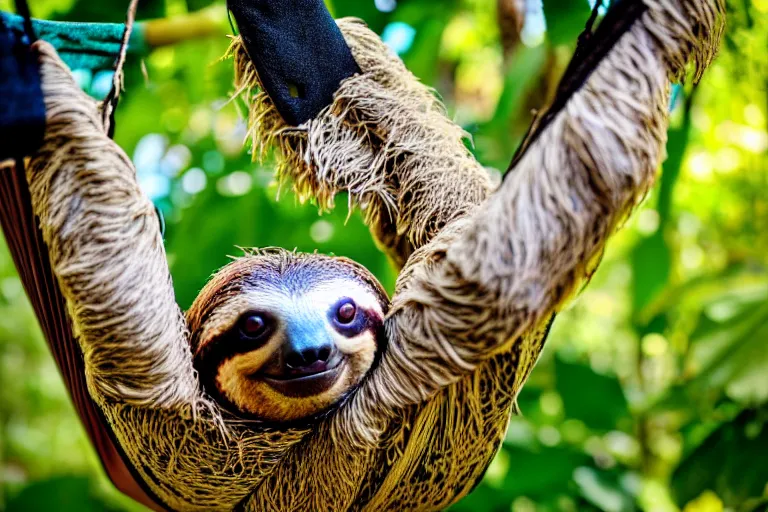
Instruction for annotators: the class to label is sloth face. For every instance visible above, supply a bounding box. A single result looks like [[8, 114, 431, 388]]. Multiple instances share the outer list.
[[187, 252, 388, 422]]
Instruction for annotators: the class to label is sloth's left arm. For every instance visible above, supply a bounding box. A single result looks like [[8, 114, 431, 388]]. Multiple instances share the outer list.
[[343, 0, 725, 425], [236, 0, 723, 437]]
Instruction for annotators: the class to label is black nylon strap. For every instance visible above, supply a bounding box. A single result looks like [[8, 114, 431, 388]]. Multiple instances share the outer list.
[[0, 0, 45, 161], [227, 0, 361, 126], [14, 0, 36, 43], [507, 0, 648, 174]]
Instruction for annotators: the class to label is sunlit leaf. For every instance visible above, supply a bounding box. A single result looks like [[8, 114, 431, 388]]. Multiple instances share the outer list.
[[6, 476, 124, 512], [686, 302, 768, 404], [542, 0, 591, 46], [555, 358, 630, 431], [672, 410, 768, 507]]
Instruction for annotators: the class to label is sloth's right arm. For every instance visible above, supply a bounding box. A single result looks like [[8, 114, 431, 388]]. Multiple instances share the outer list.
[[26, 41, 200, 409], [25, 41, 304, 511]]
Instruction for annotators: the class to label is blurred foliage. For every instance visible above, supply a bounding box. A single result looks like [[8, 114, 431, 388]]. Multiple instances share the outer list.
[[1, 0, 767, 510]]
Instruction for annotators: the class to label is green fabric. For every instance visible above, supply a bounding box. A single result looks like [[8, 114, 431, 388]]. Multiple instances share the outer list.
[[0, 11, 146, 71]]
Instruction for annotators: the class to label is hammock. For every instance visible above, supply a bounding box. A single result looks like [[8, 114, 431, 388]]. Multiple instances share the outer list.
[[0, 11, 145, 70], [0, 4, 167, 508], [0, 0, 649, 509]]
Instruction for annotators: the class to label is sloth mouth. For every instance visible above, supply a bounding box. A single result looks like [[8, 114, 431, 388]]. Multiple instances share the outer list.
[[259, 360, 344, 398]]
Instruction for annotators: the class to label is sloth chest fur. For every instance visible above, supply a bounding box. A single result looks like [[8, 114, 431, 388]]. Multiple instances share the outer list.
[[241, 349, 523, 512], [352, 349, 522, 512]]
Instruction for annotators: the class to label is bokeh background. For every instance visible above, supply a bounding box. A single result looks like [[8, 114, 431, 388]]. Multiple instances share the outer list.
[[1, 0, 767, 510]]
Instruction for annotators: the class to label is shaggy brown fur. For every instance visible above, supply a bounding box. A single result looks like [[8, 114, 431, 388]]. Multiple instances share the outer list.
[[24, 0, 723, 509], [227, 20, 495, 268]]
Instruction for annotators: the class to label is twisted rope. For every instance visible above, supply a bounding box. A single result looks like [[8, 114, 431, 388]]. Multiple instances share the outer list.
[[101, 0, 139, 134]]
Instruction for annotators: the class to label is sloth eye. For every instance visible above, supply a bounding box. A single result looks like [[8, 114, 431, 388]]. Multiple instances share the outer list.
[[239, 313, 267, 339], [336, 301, 357, 324]]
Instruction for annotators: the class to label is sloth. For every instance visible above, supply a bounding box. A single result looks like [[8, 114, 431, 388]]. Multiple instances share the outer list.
[[21, 0, 722, 510], [188, 252, 389, 422]]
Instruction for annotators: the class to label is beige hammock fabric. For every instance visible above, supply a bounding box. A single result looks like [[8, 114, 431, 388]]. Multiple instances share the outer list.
[[3, 0, 723, 510]]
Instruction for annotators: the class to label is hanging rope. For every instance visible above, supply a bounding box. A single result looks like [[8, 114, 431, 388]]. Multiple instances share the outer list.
[[13, 0, 35, 42], [101, 0, 139, 136]]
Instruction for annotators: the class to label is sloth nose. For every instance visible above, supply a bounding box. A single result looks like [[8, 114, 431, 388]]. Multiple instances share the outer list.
[[284, 343, 332, 370], [282, 318, 335, 373]]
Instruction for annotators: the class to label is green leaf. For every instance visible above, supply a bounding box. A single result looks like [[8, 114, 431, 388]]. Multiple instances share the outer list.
[[475, 44, 548, 170], [672, 410, 768, 507], [330, 0, 392, 33], [638, 268, 768, 330], [453, 444, 590, 509], [555, 358, 630, 431], [631, 230, 671, 320], [401, 17, 447, 87], [650, 285, 768, 418], [390, 1, 456, 86], [542, 0, 591, 46], [6, 476, 124, 512], [687, 301, 768, 405], [657, 94, 694, 229], [572, 467, 635, 512]]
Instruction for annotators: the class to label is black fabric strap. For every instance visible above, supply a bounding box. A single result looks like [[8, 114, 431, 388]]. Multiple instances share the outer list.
[[227, 0, 361, 126], [0, 0, 45, 161], [507, 0, 648, 174]]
